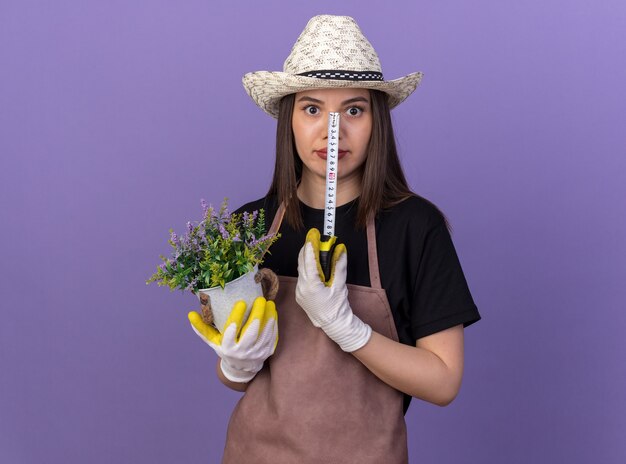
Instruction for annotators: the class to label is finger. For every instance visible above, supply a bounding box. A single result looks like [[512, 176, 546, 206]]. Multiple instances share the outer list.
[[239, 296, 267, 342], [305, 227, 321, 249], [303, 242, 322, 280], [305, 228, 328, 281], [223, 300, 248, 335], [328, 243, 347, 286], [272, 319, 279, 352], [297, 242, 309, 280], [188, 311, 220, 344], [330, 247, 348, 289], [331, 242, 347, 264], [261, 299, 278, 329], [256, 313, 278, 354], [266, 299, 279, 349], [268, 316, 279, 353]]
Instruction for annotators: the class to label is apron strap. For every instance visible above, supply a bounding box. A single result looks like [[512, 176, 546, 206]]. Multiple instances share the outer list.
[[268, 202, 286, 236], [366, 216, 382, 290], [260, 202, 286, 261], [266, 202, 382, 290]]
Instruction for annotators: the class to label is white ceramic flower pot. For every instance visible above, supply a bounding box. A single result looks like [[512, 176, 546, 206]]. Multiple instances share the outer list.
[[197, 265, 263, 333]]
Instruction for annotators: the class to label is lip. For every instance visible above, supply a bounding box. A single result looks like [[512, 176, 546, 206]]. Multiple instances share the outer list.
[[315, 148, 348, 160]]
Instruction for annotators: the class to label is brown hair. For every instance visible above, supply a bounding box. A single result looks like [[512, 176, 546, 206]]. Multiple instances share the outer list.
[[267, 90, 450, 231]]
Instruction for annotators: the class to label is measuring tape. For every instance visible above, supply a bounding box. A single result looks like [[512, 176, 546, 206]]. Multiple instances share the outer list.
[[324, 112, 340, 237], [319, 112, 340, 282]]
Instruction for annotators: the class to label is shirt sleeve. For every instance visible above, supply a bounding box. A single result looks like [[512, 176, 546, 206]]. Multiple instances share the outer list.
[[411, 220, 481, 340]]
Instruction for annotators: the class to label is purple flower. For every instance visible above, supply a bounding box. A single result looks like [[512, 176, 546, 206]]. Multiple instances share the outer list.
[[247, 237, 261, 248], [190, 237, 202, 252], [249, 234, 275, 249], [185, 277, 199, 291], [200, 199, 209, 216], [170, 231, 180, 246], [219, 224, 229, 240]]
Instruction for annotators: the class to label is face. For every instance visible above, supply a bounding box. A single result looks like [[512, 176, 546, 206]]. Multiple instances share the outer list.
[[292, 88, 372, 187]]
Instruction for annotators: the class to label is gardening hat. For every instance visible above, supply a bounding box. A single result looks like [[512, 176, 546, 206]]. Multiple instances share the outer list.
[[242, 15, 424, 118]]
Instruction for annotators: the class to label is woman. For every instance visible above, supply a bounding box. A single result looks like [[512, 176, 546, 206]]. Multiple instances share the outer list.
[[188, 15, 481, 463]]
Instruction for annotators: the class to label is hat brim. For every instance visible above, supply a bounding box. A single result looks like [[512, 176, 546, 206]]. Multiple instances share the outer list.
[[242, 71, 423, 118]]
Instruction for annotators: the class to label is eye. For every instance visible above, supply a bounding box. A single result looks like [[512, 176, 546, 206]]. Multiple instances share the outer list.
[[346, 106, 363, 117], [304, 105, 319, 115]]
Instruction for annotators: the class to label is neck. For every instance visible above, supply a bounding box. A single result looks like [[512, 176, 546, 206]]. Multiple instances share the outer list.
[[297, 170, 362, 208]]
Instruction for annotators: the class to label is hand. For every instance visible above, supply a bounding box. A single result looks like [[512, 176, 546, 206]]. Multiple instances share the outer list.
[[188, 296, 278, 383], [295, 229, 372, 352]]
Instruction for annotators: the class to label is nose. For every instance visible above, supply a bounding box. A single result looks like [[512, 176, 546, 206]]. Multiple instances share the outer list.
[[321, 113, 342, 141]]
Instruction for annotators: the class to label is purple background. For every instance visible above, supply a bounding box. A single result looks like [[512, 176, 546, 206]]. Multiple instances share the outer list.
[[1, 1, 625, 463]]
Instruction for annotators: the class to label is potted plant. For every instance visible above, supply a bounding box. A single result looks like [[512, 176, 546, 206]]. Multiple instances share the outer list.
[[147, 199, 280, 332]]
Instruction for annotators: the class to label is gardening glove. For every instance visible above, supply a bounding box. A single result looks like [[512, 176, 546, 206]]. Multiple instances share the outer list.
[[304, 228, 343, 286], [188, 296, 278, 383], [295, 229, 372, 352]]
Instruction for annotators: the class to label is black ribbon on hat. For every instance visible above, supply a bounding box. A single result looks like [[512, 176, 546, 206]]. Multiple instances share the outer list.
[[297, 70, 384, 81]]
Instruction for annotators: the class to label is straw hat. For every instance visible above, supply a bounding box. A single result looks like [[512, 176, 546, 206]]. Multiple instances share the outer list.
[[242, 15, 423, 118]]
